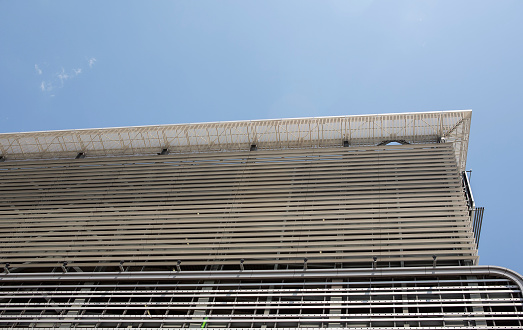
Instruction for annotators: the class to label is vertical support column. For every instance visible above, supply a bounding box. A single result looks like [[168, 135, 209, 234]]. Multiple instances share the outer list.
[[189, 280, 214, 328], [400, 282, 410, 328], [328, 279, 343, 328], [466, 276, 487, 327], [261, 285, 274, 329], [58, 282, 94, 328]]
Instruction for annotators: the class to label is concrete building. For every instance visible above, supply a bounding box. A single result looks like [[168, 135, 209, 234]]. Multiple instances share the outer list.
[[0, 110, 521, 328]]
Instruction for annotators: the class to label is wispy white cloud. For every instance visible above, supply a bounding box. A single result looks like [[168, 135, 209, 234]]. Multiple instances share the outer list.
[[37, 57, 96, 94], [56, 68, 77, 86], [40, 81, 53, 92], [57, 68, 70, 86]]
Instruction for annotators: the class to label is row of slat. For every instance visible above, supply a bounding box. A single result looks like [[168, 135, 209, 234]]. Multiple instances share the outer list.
[[0, 272, 520, 328], [0, 144, 476, 269]]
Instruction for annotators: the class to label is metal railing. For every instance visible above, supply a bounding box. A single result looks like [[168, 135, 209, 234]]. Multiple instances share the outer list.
[[462, 171, 484, 249]]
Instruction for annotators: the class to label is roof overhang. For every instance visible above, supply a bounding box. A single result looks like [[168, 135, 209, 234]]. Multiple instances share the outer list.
[[0, 110, 472, 170]]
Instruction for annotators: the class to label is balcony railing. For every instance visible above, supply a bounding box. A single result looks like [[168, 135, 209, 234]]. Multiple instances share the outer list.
[[462, 171, 484, 249]]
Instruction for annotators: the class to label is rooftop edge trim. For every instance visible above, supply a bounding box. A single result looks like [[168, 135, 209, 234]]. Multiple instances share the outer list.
[[0, 110, 471, 170]]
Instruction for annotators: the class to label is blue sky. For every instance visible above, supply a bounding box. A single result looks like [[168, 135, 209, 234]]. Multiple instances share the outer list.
[[1, 1, 522, 274]]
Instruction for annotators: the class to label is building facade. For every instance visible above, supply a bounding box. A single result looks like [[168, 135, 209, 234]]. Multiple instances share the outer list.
[[0, 110, 521, 328]]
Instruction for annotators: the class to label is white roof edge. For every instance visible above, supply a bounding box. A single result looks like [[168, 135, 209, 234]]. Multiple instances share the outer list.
[[0, 109, 472, 136], [0, 110, 472, 170]]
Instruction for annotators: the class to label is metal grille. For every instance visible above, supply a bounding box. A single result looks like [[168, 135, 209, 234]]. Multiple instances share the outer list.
[[473, 207, 485, 248], [0, 267, 522, 329], [0, 144, 475, 271]]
